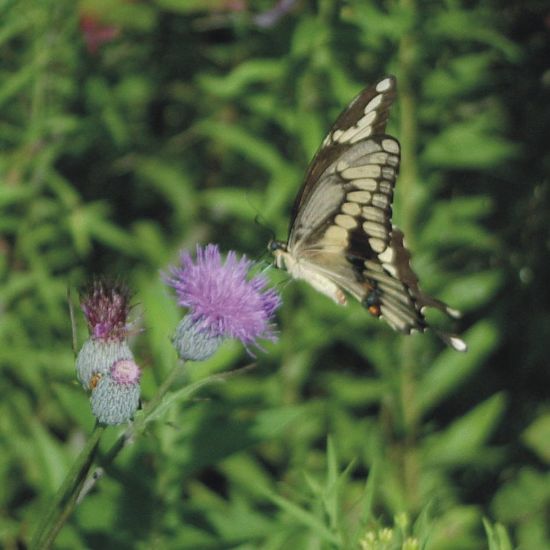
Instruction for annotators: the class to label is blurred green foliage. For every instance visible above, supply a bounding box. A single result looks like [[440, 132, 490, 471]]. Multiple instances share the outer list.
[[1, 0, 549, 548]]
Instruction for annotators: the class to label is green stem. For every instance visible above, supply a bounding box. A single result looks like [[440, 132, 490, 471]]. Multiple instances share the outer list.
[[397, 12, 419, 240], [30, 362, 186, 550], [30, 423, 106, 550], [397, 0, 421, 512], [142, 360, 186, 417]]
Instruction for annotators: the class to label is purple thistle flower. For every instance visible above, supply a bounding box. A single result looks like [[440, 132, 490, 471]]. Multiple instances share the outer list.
[[165, 244, 281, 352], [80, 279, 132, 341]]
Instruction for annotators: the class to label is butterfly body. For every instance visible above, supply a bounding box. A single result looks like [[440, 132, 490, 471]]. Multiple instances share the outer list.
[[271, 240, 349, 305], [271, 76, 467, 352]]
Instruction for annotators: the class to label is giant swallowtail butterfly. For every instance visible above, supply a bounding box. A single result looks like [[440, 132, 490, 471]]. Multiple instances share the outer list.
[[270, 76, 466, 351]]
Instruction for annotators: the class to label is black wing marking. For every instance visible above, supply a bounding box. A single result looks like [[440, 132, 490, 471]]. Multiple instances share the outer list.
[[289, 76, 397, 236]]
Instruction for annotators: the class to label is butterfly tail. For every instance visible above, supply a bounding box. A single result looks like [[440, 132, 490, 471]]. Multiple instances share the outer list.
[[418, 293, 462, 320], [432, 329, 468, 352]]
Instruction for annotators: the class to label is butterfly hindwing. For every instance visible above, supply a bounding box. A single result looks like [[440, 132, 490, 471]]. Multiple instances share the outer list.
[[351, 229, 427, 334]]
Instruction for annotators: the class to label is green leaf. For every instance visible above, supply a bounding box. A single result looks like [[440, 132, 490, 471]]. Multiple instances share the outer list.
[[202, 187, 261, 221], [260, 488, 341, 545], [418, 321, 500, 415], [249, 405, 310, 439], [197, 60, 285, 98], [492, 468, 550, 523], [423, 120, 518, 169], [196, 120, 293, 175], [28, 417, 72, 492], [320, 373, 385, 406], [443, 270, 504, 312], [424, 53, 494, 99], [522, 413, 550, 464], [0, 62, 35, 109], [134, 157, 198, 225], [483, 519, 514, 550], [430, 10, 522, 61], [291, 18, 329, 57], [423, 393, 506, 467]]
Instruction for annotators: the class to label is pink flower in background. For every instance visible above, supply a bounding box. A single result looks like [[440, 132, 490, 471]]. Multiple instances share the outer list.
[[254, 0, 297, 28], [221, 0, 247, 12], [79, 13, 120, 54]]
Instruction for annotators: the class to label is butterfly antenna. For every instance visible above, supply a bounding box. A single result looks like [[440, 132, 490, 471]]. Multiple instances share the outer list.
[[255, 249, 272, 264], [275, 274, 292, 293], [244, 189, 277, 242], [250, 214, 279, 263], [254, 214, 277, 242], [258, 259, 275, 274]]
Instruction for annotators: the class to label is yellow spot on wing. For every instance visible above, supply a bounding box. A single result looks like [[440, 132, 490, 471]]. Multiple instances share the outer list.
[[335, 214, 357, 229], [347, 191, 372, 203]]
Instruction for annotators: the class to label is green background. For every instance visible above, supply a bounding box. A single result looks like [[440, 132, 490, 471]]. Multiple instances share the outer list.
[[1, 0, 549, 548]]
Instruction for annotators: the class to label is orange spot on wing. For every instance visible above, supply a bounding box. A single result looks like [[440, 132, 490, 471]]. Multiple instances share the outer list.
[[336, 289, 347, 305], [368, 304, 381, 317]]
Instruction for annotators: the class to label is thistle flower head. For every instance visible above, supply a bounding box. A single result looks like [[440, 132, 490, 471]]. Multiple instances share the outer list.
[[91, 359, 141, 425], [80, 279, 132, 341], [76, 338, 134, 389], [165, 244, 281, 349]]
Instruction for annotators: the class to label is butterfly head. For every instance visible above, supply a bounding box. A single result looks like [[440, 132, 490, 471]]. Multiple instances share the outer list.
[[268, 239, 288, 269]]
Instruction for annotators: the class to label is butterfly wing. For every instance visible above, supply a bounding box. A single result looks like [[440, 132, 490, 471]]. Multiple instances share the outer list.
[[289, 76, 397, 236], [283, 76, 466, 351]]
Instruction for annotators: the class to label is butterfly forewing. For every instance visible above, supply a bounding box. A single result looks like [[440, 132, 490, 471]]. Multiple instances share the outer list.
[[290, 135, 399, 255], [289, 76, 397, 232]]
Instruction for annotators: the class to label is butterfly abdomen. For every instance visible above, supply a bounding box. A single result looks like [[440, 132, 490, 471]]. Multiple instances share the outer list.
[[363, 289, 382, 317]]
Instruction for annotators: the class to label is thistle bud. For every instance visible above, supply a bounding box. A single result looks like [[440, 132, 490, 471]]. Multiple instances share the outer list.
[[90, 359, 141, 425], [75, 278, 141, 426]]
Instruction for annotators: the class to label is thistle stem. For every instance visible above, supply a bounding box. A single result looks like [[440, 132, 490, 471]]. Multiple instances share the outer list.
[[30, 423, 105, 550], [30, 361, 186, 550]]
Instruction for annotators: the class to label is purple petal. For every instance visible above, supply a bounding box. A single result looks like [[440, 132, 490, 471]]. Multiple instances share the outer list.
[[165, 244, 281, 349]]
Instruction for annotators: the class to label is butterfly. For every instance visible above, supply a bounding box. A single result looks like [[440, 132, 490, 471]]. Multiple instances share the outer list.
[[269, 76, 467, 351]]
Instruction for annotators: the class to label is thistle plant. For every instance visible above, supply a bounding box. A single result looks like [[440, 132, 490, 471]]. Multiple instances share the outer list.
[[31, 245, 281, 550], [76, 279, 141, 425]]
